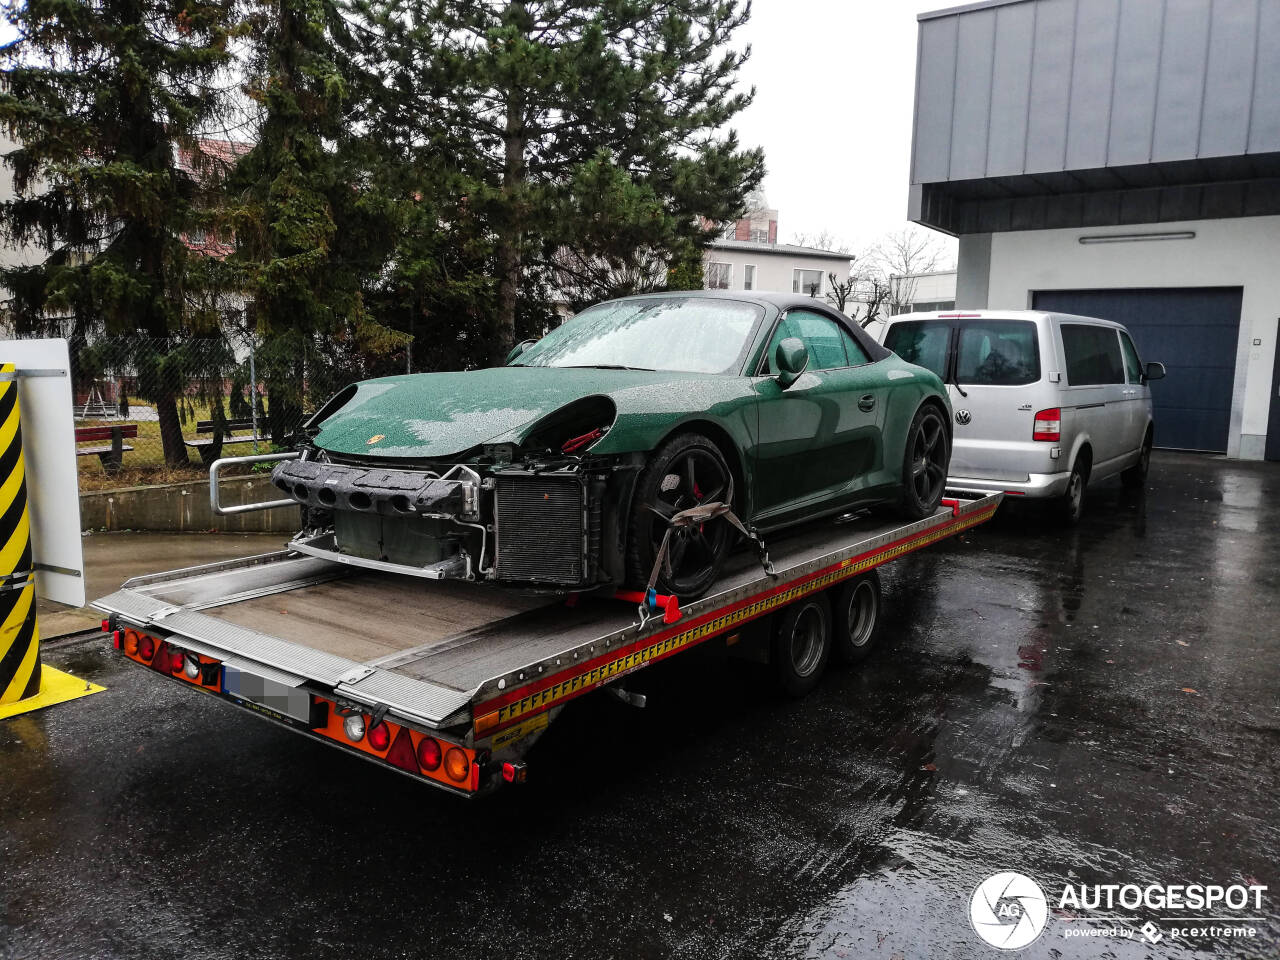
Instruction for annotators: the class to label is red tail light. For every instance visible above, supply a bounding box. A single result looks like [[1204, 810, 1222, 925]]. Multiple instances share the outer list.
[[138, 634, 155, 661], [367, 721, 391, 752], [386, 727, 419, 773], [1033, 408, 1061, 442], [417, 736, 442, 771]]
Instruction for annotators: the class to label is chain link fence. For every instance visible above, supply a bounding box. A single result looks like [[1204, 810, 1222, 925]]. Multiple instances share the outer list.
[[63, 335, 308, 490]]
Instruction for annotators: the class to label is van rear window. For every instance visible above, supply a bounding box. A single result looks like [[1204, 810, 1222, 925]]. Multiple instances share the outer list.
[[955, 321, 1040, 386], [884, 321, 949, 378]]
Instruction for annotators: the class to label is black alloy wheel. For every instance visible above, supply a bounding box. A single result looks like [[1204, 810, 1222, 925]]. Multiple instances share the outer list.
[[899, 404, 950, 520], [627, 433, 735, 599]]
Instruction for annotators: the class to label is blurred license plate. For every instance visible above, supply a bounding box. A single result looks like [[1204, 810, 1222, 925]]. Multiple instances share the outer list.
[[222, 664, 314, 724]]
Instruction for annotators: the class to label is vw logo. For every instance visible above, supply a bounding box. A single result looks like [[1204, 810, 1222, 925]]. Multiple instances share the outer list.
[[969, 872, 1049, 950], [955, 409, 972, 425]]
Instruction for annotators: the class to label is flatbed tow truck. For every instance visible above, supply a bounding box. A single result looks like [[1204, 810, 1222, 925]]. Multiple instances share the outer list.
[[92, 463, 1001, 798]]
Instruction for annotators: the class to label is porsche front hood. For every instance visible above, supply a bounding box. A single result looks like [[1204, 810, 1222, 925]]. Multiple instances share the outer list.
[[310, 366, 728, 460]]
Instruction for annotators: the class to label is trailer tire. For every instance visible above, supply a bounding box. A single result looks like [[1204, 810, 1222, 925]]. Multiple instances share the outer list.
[[772, 592, 832, 697], [832, 570, 881, 664]]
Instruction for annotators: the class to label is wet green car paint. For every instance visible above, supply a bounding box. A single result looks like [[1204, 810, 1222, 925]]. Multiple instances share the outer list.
[[311, 293, 950, 529]]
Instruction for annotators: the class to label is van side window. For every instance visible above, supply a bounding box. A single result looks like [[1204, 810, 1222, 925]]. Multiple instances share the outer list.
[[1118, 331, 1142, 383], [955, 320, 1040, 386], [1062, 324, 1125, 385], [884, 321, 949, 378]]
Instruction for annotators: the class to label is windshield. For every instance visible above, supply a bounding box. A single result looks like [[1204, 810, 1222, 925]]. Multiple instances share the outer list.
[[515, 297, 764, 374]]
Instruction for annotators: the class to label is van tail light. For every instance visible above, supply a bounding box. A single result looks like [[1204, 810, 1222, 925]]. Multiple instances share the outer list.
[[1033, 408, 1061, 442]]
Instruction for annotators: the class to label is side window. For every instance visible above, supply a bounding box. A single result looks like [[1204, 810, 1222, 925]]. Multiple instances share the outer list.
[[955, 320, 1040, 386], [1119, 331, 1142, 383], [1061, 324, 1125, 385], [884, 321, 950, 378], [763, 311, 853, 372], [841, 328, 871, 366]]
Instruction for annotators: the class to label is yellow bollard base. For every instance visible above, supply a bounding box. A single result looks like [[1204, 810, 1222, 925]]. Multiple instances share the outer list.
[[0, 665, 105, 720]]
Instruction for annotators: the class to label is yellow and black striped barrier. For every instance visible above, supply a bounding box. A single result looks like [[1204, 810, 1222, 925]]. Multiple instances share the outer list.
[[0, 361, 103, 720]]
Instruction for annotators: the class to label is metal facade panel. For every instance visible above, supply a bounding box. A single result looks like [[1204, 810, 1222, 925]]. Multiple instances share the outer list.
[[949, 9, 999, 179], [1065, 0, 1120, 170], [986, 0, 1037, 175], [1250, 0, 1280, 152], [1107, 0, 1164, 167], [1024, 0, 1077, 171], [1152, 0, 1213, 161], [915, 16, 960, 184], [1201, 0, 1261, 156]]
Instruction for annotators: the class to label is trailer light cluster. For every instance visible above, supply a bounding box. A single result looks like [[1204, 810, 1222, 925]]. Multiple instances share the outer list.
[[109, 624, 223, 693], [105, 620, 482, 792], [318, 705, 478, 790]]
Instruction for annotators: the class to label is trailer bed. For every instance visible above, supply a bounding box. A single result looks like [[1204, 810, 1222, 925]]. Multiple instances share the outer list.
[[94, 494, 1002, 793]]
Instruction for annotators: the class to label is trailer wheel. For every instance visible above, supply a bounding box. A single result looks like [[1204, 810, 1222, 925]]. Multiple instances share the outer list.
[[772, 592, 832, 697], [832, 570, 881, 664]]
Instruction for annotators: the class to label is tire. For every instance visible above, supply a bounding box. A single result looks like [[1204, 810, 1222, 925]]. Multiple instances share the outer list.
[[1121, 429, 1153, 489], [1057, 455, 1089, 524], [898, 403, 950, 520], [832, 570, 881, 664], [626, 432, 735, 600], [772, 591, 832, 697]]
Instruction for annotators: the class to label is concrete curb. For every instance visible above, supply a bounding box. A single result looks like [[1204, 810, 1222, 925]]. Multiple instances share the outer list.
[[79, 475, 300, 533]]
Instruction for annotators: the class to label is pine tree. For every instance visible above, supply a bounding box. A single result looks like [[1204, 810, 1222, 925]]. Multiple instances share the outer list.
[[227, 0, 406, 440], [0, 0, 238, 466], [358, 0, 765, 364]]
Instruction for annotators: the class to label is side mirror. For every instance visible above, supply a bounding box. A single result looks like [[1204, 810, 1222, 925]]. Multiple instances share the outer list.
[[775, 337, 809, 389], [1144, 361, 1166, 382], [507, 339, 536, 364]]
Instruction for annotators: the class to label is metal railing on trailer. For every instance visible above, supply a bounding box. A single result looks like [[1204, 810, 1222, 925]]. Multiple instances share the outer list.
[[93, 486, 1002, 797]]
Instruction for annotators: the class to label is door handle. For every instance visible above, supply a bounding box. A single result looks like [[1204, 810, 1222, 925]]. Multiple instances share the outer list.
[[858, 395, 876, 412]]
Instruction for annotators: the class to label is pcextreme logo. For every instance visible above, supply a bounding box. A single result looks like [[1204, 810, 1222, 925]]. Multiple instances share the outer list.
[[970, 872, 1049, 950]]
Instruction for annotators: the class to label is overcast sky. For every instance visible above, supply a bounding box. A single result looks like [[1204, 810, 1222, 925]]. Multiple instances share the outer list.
[[733, 0, 956, 260]]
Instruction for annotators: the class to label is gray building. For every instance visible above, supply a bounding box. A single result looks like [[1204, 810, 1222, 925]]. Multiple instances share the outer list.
[[910, 0, 1280, 459]]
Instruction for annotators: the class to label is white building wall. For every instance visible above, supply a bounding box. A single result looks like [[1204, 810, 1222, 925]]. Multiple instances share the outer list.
[[702, 248, 850, 297], [980, 216, 1280, 460], [903, 270, 956, 304], [0, 133, 40, 272]]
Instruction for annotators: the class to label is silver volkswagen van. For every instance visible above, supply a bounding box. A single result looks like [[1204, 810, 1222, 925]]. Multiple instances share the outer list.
[[871, 310, 1165, 522]]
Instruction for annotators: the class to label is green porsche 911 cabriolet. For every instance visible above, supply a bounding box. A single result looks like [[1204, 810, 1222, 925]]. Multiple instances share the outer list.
[[272, 291, 952, 599]]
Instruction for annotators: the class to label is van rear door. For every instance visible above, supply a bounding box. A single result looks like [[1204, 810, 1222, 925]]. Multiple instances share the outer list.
[[946, 319, 1045, 478]]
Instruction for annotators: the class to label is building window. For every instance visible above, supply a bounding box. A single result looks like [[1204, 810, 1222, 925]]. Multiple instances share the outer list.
[[749, 227, 769, 243], [793, 268, 823, 297], [894, 300, 955, 315], [743, 265, 756, 290], [705, 261, 732, 290]]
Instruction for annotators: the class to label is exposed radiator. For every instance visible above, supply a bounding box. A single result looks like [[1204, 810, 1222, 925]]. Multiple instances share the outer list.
[[494, 476, 586, 584]]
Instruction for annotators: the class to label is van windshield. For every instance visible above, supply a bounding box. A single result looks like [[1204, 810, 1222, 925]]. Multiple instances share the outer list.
[[884, 321, 949, 378], [955, 320, 1040, 386]]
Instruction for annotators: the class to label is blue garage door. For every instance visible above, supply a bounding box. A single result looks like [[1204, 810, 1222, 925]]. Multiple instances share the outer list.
[[1031, 288, 1242, 452]]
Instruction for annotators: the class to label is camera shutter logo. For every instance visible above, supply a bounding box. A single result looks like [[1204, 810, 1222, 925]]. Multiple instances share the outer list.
[[970, 872, 1049, 950]]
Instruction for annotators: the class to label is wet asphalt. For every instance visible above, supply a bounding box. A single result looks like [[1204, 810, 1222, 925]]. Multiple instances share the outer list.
[[2, 451, 1278, 960]]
